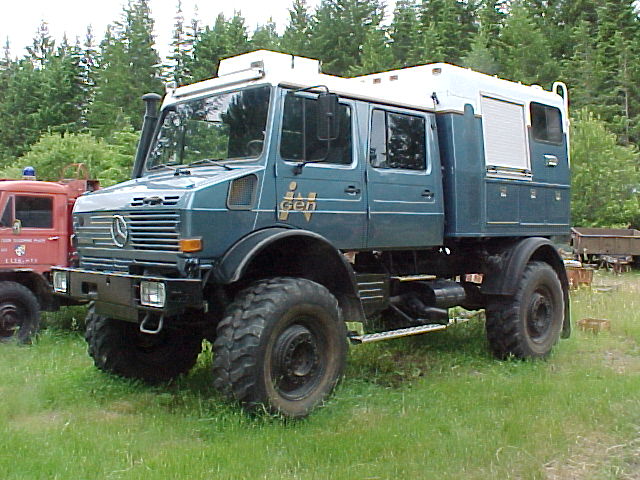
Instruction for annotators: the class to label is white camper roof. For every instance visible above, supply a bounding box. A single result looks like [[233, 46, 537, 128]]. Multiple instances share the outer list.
[[166, 50, 568, 119]]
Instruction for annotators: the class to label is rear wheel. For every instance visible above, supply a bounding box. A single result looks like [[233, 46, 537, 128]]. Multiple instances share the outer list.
[[0, 281, 40, 343], [485, 262, 564, 359], [85, 311, 203, 383], [212, 277, 348, 418]]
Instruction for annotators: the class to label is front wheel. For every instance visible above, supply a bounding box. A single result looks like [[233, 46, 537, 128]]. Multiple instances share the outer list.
[[0, 281, 40, 343], [485, 262, 564, 359], [212, 277, 348, 418], [85, 311, 203, 383]]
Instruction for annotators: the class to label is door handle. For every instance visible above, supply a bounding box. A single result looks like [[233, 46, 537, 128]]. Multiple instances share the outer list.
[[48, 236, 60, 241], [344, 186, 361, 195], [544, 155, 558, 167], [422, 190, 434, 199]]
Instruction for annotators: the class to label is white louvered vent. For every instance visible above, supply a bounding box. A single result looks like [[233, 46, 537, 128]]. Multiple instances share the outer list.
[[481, 95, 530, 176]]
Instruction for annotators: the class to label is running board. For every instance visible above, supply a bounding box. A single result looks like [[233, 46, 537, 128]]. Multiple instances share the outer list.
[[350, 324, 448, 344], [348, 316, 472, 345]]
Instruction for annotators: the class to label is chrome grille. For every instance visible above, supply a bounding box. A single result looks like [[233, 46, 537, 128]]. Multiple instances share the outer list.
[[128, 211, 180, 251], [78, 210, 180, 251]]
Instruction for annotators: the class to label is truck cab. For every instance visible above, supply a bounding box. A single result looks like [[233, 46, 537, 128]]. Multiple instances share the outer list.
[[0, 173, 98, 342], [0, 181, 71, 273], [53, 51, 571, 417]]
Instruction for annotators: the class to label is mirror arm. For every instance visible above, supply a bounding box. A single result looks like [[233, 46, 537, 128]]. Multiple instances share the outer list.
[[291, 85, 330, 95]]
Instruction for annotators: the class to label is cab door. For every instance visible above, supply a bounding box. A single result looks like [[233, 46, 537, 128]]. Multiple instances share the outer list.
[[0, 193, 67, 273], [274, 91, 366, 249], [366, 107, 444, 248]]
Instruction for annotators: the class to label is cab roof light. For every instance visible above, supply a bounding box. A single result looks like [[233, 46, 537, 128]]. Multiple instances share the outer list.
[[179, 238, 202, 253]]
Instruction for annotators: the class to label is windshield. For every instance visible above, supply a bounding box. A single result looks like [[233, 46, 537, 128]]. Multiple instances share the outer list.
[[145, 85, 271, 171]]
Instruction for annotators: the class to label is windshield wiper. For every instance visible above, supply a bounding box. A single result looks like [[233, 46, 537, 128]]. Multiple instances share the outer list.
[[187, 158, 232, 170], [147, 163, 179, 171]]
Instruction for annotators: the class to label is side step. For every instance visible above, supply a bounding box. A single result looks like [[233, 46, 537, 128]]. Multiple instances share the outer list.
[[348, 316, 472, 344], [350, 324, 447, 344]]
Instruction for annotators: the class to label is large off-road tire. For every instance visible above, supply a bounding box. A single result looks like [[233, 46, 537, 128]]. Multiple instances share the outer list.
[[485, 261, 564, 359], [85, 311, 203, 383], [0, 281, 40, 344], [212, 277, 348, 418]]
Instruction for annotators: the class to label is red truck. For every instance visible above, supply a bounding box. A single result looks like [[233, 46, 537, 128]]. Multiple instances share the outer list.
[[0, 165, 98, 342]]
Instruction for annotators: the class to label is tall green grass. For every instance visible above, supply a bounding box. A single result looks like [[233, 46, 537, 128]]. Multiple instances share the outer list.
[[1, 271, 638, 479]]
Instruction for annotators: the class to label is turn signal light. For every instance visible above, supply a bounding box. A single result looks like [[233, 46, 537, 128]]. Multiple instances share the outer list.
[[179, 238, 202, 252]]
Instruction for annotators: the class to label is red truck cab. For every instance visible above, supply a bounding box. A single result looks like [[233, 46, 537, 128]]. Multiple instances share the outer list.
[[0, 171, 98, 342]]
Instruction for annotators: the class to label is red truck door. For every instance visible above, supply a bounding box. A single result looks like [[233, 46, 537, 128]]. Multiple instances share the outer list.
[[0, 193, 67, 274]]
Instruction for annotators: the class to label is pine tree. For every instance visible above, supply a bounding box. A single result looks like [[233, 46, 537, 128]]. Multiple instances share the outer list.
[[27, 21, 55, 69], [165, 0, 192, 85], [252, 19, 280, 51], [89, 0, 163, 137], [477, 0, 507, 49], [77, 27, 98, 129], [0, 25, 86, 163], [89, 26, 131, 137], [1, 37, 12, 71], [561, 20, 602, 111], [592, 0, 640, 143], [281, 0, 313, 56], [413, 0, 477, 65], [461, 31, 499, 74], [348, 26, 394, 75], [225, 12, 252, 57], [38, 36, 85, 134], [389, 0, 420, 67], [190, 15, 229, 81], [496, 1, 557, 85], [310, 0, 385, 76]]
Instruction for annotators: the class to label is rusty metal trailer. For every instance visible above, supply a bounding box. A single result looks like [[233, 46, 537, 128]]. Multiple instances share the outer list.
[[571, 227, 640, 256]]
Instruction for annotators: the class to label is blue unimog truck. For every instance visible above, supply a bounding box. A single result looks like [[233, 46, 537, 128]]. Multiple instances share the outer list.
[[53, 50, 571, 417]]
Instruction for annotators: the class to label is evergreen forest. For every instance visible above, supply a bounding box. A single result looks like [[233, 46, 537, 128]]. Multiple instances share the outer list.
[[1, 0, 639, 227]]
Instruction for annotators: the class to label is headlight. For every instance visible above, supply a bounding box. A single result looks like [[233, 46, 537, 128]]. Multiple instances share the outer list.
[[52, 271, 68, 293], [140, 281, 166, 308]]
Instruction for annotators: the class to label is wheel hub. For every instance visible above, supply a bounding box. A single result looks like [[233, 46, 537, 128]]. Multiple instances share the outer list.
[[527, 291, 552, 341], [0, 302, 21, 339], [273, 324, 322, 399]]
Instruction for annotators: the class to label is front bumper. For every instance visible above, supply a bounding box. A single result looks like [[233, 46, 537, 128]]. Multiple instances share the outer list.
[[51, 267, 203, 322]]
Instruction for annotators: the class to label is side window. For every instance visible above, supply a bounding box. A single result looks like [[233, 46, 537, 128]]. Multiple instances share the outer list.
[[280, 94, 353, 165], [530, 102, 563, 144], [15, 196, 53, 228], [1, 196, 13, 227], [370, 109, 426, 171]]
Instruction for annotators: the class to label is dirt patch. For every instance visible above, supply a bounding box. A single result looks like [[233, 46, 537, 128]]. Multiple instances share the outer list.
[[107, 400, 137, 415], [545, 432, 640, 480], [603, 349, 640, 375], [8, 411, 69, 432]]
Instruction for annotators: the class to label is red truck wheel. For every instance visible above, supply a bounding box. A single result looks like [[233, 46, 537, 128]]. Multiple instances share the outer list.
[[0, 281, 40, 343]]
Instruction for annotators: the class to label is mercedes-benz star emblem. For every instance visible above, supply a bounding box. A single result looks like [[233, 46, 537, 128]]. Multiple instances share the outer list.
[[110, 215, 129, 248]]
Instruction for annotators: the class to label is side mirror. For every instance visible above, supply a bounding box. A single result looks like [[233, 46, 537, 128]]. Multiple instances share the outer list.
[[317, 93, 340, 141]]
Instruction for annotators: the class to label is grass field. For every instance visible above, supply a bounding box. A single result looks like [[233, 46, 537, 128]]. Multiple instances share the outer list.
[[1, 271, 639, 479]]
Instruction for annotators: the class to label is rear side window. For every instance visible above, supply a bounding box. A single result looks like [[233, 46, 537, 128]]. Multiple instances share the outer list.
[[280, 94, 353, 165], [370, 109, 426, 170], [15, 196, 53, 228], [530, 103, 563, 144]]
